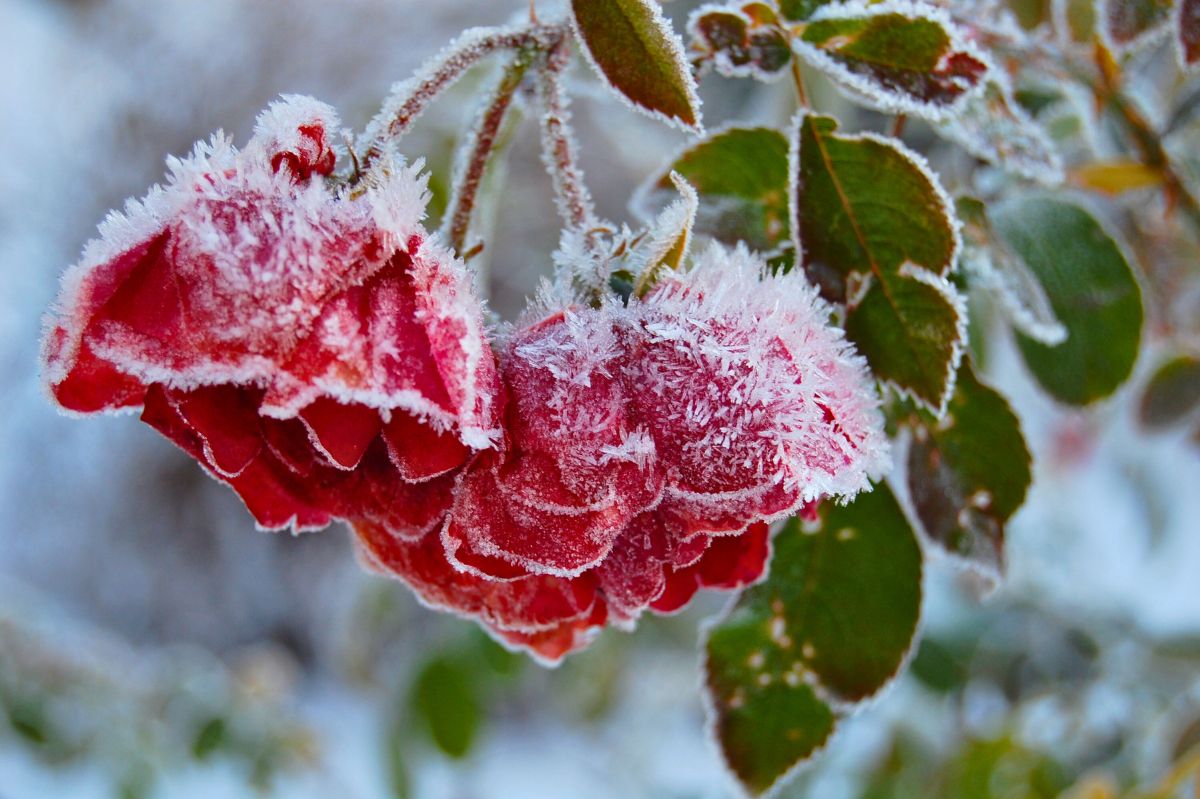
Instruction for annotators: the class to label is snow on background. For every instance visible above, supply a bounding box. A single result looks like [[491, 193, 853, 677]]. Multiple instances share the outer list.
[[1, 0, 1198, 797]]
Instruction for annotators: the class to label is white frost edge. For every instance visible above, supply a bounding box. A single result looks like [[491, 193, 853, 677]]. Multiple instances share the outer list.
[[686, 2, 792, 85], [792, 0, 992, 123], [696, 487, 929, 799]]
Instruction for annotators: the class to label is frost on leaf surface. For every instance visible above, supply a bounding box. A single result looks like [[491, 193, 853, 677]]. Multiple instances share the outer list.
[[937, 78, 1064, 185], [43, 95, 502, 533], [792, 1, 990, 121]]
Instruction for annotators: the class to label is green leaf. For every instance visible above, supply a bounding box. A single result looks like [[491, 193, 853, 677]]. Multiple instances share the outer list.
[[191, 716, 228, 760], [791, 113, 964, 411], [411, 655, 482, 759], [956, 196, 1066, 346], [646, 126, 790, 250], [1139, 355, 1200, 429], [990, 197, 1143, 405], [705, 483, 923, 795], [571, 0, 701, 130], [907, 361, 1031, 579], [793, 6, 989, 119]]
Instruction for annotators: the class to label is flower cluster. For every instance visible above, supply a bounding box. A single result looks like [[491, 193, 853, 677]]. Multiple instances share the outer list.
[[44, 96, 888, 663]]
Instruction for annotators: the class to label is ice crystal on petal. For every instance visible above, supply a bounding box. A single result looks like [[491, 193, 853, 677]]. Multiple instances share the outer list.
[[627, 243, 890, 528]]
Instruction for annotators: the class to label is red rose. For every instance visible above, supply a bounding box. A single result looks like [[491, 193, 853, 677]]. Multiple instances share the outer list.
[[43, 96, 502, 534]]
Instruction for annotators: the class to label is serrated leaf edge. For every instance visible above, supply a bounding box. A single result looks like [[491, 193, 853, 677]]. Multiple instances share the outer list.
[[698, 487, 928, 798], [629, 120, 788, 225], [788, 111, 966, 416]]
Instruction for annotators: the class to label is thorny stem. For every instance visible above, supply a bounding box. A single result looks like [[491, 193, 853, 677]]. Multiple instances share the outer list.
[[445, 50, 536, 256], [359, 21, 568, 170], [535, 37, 599, 236]]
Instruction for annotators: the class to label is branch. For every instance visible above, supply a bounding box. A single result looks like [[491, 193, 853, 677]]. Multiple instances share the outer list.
[[359, 22, 567, 169], [534, 37, 598, 235]]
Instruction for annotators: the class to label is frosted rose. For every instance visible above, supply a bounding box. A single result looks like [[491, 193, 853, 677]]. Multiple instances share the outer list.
[[43, 96, 501, 534], [355, 244, 887, 662]]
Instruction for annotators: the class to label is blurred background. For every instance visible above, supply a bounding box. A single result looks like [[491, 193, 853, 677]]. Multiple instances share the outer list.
[[2, 0, 1200, 797]]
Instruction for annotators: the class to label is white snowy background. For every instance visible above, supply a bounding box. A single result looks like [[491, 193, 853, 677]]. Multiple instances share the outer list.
[[2, 1, 1199, 797]]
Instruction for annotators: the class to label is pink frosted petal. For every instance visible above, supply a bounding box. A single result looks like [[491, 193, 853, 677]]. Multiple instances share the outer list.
[[444, 454, 632, 577], [354, 521, 600, 637]]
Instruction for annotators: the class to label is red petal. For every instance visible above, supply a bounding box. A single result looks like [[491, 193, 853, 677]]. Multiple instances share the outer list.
[[172, 385, 263, 477], [493, 601, 609, 664], [337, 445, 456, 540], [382, 409, 469, 481], [49, 338, 146, 414], [299, 397, 382, 470], [141, 385, 334, 532], [697, 522, 771, 589], [595, 512, 672, 619]]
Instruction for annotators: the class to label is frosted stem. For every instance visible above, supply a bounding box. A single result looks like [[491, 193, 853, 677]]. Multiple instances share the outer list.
[[535, 38, 598, 236], [445, 51, 536, 256], [359, 22, 567, 169]]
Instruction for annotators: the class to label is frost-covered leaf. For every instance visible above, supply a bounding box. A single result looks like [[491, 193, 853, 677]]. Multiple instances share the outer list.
[[411, 655, 482, 758], [991, 197, 1143, 405], [633, 172, 698, 297], [704, 483, 922, 796], [791, 113, 964, 411], [957, 196, 1067, 346], [689, 4, 793, 80], [937, 79, 1064, 184], [907, 361, 1031, 582], [644, 126, 790, 250], [793, 3, 990, 120], [1176, 0, 1200, 67], [571, 0, 702, 130], [1139, 355, 1200, 429], [1101, 0, 1173, 52]]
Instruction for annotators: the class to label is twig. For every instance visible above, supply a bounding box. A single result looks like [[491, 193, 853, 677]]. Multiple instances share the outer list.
[[359, 22, 567, 170], [445, 51, 536, 255]]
